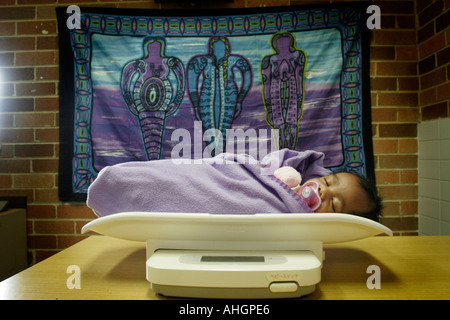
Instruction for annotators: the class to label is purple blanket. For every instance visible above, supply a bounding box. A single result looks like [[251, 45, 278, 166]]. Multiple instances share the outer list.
[[86, 149, 331, 217]]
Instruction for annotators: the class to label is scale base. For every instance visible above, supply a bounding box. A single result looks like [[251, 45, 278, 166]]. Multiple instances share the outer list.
[[152, 283, 316, 299], [147, 249, 322, 299]]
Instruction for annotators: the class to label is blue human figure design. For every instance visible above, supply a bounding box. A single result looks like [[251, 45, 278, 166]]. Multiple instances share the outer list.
[[120, 37, 185, 160], [187, 36, 252, 156], [261, 32, 307, 149]]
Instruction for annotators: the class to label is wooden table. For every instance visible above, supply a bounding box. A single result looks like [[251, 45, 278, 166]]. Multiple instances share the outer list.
[[1, 235, 449, 300]]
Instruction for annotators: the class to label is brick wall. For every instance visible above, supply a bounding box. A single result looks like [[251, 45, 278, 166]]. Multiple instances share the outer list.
[[417, 0, 450, 120], [370, 0, 419, 234], [0, 0, 448, 264]]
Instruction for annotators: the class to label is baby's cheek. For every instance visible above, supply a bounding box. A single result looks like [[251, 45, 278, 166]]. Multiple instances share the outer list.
[[314, 204, 324, 213]]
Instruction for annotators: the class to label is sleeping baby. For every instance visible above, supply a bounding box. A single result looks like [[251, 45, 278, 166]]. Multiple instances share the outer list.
[[87, 149, 383, 222], [273, 165, 382, 222]]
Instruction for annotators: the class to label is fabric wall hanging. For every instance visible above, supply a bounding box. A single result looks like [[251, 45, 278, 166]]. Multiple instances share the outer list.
[[56, 3, 373, 201]]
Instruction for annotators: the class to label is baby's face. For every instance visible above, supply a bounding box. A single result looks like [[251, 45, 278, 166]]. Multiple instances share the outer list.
[[306, 172, 371, 215]]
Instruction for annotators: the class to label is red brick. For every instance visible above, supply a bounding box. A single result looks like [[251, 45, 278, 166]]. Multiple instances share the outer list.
[[396, 46, 418, 60], [0, 37, 35, 51], [15, 113, 55, 127], [34, 220, 75, 235], [27, 204, 57, 219], [0, 189, 34, 201], [0, 174, 12, 188], [419, 32, 446, 59], [16, 82, 56, 96], [437, 83, 450, 101], [437, 47, 450, 66], [378, 92, 418, 106], [373, 139, 398, 154], [16, 52, 56, 66], [370, 62, 376, 77], [18, 0, 55, 4], [32, 159, 58, 172], [1, 84, 14, 96], [36, 128, 59, 142], [0, 22, 15, 36], [374, 1, 415, 14], [420, 87, 437, 106], [379, 154, 417, 169], [378, 185, 418, 200], [417, 0, 433, 13], [58, 204, 97, 219], [14, 174, 54, 188], [0, 6, 35, 20], [400, 200, 418, 215], [371, 77, 397, 91], [35, 188, 59, 203], [418, 0, 444, 27], [399, 139, 417, 153], [376, 62, 417, 76], [381, 216, 418, 231], [0, 160, 30, 173], [371, 92, 377, 106], [0, 128, 34, 143], [198, 0, 247, 8], [0, 145, 13, 158], [370, 46, 395, 60], [374, 30, 416, 45], [17, 21, 57, 35], [15, 144, 54, 157], [0, 98, 34, 112], [0, 113, 13, 127], [0, 0, 15, 5], [37, 6, 57, 20], [398, 108, 419, 122], [28, 235, 57, 249], [379, 124, 417, 138], [400, 169, 418, 183], [371, 108, 397, 122], [1, 68, 34, 81], [398, 77, 419, 91], [418, 21, 434, 43], [35, 97, 58, 111], [37, 36, 58, 50], [380, 201, 400, 216], [0, 53, 14, 66], [436, 9, 450, 32], [36, 67, 59, 81], [380, 16, 396, 29], [421, 67, 447, 90], [421, 102, 449, 120], [375, 170, 399, 184], [396, 15, 415, 29]]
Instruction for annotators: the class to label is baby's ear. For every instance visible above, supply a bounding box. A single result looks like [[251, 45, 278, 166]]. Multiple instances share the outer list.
[[273, 166, 302, 188]]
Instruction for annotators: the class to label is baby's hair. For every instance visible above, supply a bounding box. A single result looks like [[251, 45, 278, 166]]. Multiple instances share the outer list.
[[350, 172, 384, 222]]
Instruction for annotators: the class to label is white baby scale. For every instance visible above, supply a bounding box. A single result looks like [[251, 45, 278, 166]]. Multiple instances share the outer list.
[[82, 212, 392, 299]]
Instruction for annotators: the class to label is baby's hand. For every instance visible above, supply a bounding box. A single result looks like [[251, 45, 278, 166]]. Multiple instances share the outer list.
[[273, 166, 302, 188]]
